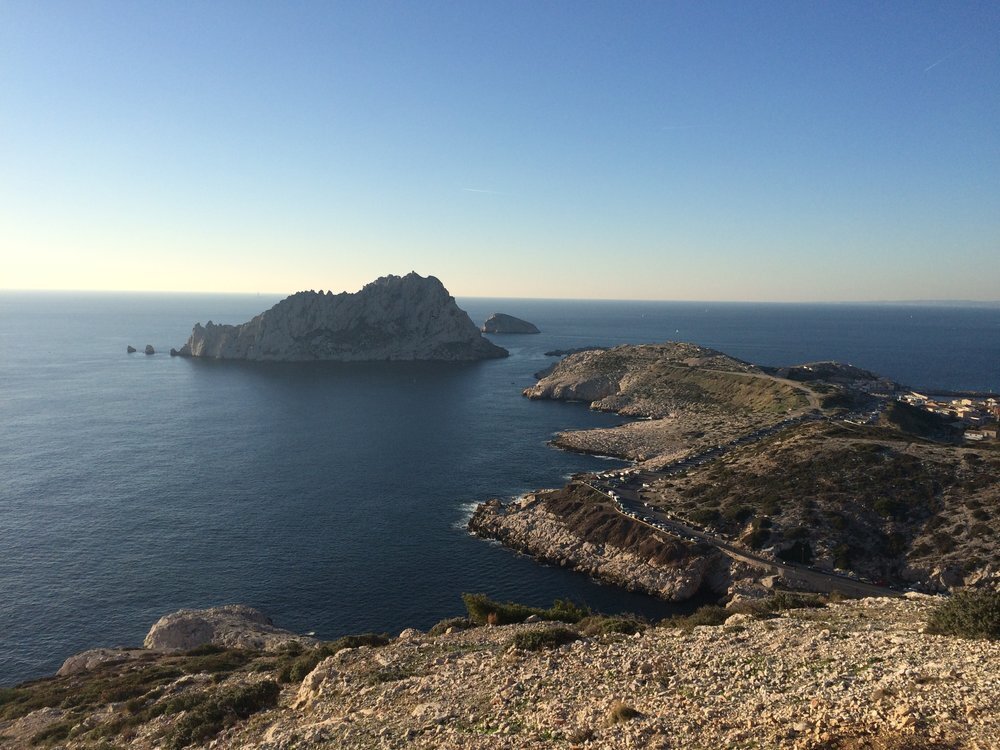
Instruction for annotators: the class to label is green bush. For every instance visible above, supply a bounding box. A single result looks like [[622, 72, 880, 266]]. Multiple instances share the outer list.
[[161, 680, 280, 750], [461, 593, 588, 625], [926, 590, 1000, 640], [326, 633, 392, 651], [509, 627, 580, 651], [778, 540, 813, 564], [179, 649, 256, 676], [577, 615, 646, 637], [659, 605, 728, 631], [276, 633, 391, 683], [184, 644, 227, 656]]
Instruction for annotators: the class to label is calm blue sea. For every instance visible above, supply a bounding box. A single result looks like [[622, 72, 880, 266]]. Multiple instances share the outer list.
[[1, 292, 998, 685]]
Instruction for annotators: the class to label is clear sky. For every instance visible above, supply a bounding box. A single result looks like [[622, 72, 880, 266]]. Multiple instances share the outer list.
[[1, 2, 998, 301]]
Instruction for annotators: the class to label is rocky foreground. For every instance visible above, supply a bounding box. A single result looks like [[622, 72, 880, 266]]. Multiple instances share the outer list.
[[173, 273, 507, 361], [3, 598, 997, 749]]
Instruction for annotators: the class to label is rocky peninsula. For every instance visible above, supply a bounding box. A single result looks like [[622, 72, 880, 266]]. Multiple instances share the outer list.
[[173, 273, 507, 361], [468, 489, 736, 601], [471, 342, 1000, 601], [481, 313, 540, 334]]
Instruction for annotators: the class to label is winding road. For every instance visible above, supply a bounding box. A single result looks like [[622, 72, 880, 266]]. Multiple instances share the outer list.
[[584, 403, 902, 599]]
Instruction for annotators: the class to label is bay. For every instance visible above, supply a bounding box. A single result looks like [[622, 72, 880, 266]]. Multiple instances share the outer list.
[[1, 291, 998, 685]]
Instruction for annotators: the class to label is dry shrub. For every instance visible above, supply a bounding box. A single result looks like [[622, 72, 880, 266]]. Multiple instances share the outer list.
[[604, 700, 641, 726]]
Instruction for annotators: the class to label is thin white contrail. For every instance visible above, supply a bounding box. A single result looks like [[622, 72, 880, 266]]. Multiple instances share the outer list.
[[462, 188, 507, 195], [924, 43, 970, 73]]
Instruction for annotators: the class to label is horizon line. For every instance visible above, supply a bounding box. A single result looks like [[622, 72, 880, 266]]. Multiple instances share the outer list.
[[2, 287, 999, 307]]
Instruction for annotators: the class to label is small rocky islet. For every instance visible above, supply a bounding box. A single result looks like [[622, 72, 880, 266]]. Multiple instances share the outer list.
[[481, 312, 540, 334]]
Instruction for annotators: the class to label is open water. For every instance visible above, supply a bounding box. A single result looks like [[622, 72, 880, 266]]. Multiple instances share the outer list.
[[1, 292, 998, 685]]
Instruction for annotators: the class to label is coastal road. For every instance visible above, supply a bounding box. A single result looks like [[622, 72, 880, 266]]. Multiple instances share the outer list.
[[583, 482, 901, 597], [583, 404, 903, 599], [584, 480, 901, 599]]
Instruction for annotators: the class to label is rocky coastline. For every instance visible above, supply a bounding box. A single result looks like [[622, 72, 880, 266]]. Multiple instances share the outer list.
[[469, 341, 1000, 604], [468, 491, 735, 601]]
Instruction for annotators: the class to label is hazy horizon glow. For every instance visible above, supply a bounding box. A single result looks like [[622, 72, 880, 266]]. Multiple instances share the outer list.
[[2, 2, 998, 302]]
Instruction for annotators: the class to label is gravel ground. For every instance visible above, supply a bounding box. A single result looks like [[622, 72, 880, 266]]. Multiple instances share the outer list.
[[222, 596, 998, 750]]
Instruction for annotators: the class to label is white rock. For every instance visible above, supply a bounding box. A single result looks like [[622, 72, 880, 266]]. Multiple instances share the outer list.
[[143, 604, 314, 652]]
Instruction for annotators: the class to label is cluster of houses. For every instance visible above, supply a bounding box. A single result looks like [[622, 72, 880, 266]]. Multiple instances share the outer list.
[[898, 392, 1000, 442]]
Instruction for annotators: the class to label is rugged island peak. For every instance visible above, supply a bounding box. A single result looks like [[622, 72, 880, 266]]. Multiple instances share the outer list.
[[174, 272, 508, 362]]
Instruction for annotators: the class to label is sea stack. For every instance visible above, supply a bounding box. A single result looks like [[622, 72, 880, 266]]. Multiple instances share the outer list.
[[481, 313, 540, 334], [174, 273, 508, 362], [127, 345, 136, 353], [144, 344, 155, 355]]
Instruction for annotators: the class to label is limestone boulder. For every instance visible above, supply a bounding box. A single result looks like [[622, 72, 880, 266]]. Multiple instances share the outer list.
[[143, 604, 315, 652]]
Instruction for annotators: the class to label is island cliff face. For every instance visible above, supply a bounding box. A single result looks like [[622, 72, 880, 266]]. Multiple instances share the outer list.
[[176, 273, 508, 361]]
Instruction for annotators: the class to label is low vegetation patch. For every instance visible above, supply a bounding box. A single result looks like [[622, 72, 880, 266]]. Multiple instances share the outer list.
[[462, 593, 588, 625], [428, 616, 476, 636], [659, 605, 729, 631], [577, 615, 647, 637], [925, 590, 1000, 640], [161, 680, 280, 750], [509, 627, 580, 651], [604, 700, 641, 726], [276, 633, 391, 683]]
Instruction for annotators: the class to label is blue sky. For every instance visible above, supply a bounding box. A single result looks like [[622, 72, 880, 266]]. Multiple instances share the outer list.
[[1, 1, 998, 300]]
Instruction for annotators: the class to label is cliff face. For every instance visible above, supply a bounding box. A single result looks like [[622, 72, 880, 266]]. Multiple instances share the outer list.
[[468, 487, 731, 601], [176, 273, 508, 361]]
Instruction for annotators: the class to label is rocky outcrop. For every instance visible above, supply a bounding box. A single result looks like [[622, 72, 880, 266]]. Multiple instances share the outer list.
[[143, 344, 154, 355], [127, 345, 137, 353], [481, 313, 540, 334], [143, 604, 315, 652], [174, 273, 508, 362], [7, 598, 1000, 750], [468, 491, 729, 601], [57, 648, 147, 676]]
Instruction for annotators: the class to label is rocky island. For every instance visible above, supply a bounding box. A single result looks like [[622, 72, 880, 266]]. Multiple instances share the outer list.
[[481, 313, 540, 334], [173, 273, 508, 361]]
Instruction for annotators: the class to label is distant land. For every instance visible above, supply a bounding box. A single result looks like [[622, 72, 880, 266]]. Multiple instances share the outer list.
[[471, 342, 1000, 602]]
